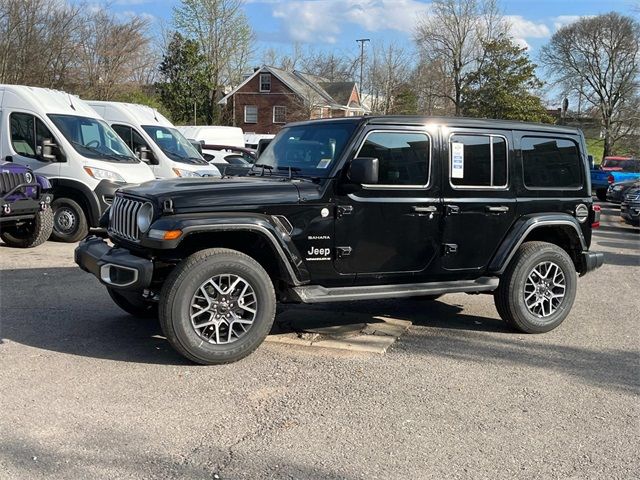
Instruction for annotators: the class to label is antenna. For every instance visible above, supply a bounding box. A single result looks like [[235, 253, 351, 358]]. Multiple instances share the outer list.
[[153, 109, 159, 122], [67, 92, 76, 111]]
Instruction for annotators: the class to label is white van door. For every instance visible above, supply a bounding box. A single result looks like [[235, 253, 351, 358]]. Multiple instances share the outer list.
[[5, 110, 61, 178]]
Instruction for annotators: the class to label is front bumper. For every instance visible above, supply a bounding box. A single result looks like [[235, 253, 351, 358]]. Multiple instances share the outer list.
[[620, 202, 640, 224], [75, 236, 153, 290], [578, 251, 604, 276]]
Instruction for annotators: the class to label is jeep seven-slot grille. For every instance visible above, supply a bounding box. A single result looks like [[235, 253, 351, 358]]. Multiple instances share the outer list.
[[109, 196, 145, 241], [0, 172, 29, 195]]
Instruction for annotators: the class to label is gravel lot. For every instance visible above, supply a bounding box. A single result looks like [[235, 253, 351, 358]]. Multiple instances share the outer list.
[[1, 202, 638, 480]]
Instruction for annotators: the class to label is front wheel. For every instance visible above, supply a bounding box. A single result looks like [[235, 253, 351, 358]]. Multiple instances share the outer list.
[[159, 248, 276, 365], [51, 197, 88, 243], [494, 241, 577, 333], [0, 207, 54, 248]]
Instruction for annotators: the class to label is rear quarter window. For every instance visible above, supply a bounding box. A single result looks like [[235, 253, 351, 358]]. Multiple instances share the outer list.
[[521, 136, 583, 189]]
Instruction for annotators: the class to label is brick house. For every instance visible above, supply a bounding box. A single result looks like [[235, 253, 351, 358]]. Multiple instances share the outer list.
[[218, 66, 367, 135]]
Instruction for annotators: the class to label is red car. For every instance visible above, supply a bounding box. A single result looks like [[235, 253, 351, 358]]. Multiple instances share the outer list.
[[601, 156, 632, 171]]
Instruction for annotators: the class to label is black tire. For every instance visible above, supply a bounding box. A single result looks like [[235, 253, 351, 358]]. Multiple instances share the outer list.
[[595, 189, 607, 202], [159, 248, 276, 365], [51, 197, 88, 243], [0, 207, 53, 248], [107, 287, 158, 319], [415, 294, 442, 301], [494, 241, 577, 333]]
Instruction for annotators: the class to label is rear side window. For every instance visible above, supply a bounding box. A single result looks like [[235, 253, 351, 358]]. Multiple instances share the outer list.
[[449, 134, 507, 188], [522, 137, 583, 189], [358, 131, 430, 186]]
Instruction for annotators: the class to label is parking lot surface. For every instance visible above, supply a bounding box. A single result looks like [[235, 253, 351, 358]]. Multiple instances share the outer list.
[[1, 202, 638, 479]]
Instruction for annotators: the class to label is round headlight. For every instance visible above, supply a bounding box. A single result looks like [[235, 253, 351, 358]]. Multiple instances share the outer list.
[[137, 203, 154, 233]]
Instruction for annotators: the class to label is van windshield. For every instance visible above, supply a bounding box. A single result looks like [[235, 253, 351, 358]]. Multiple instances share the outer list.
[[257, 123, 357, 177], [142, 125, 208, 165], [48, 114, 138, 163]]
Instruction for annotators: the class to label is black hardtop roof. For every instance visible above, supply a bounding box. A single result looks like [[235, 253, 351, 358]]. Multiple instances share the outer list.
[[287, 115, 582, 136]]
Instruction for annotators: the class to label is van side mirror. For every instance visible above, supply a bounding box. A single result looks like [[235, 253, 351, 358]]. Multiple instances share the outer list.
[[137, 146, 157, 165], [190, 140, 203, 154], [349, 157, 379, 185], [39, 139, 64, 162]]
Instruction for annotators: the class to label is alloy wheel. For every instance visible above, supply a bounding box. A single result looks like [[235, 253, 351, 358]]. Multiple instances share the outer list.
[[523, 261, 566, 318]]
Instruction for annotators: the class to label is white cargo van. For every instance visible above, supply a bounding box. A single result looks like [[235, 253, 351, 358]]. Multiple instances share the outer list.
[[177, 125, 245, 148], [87, 101, 220, 179], [0, 85, 155, 242]]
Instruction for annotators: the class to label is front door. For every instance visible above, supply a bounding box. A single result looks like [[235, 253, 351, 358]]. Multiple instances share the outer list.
[[334, 128, 441, 278], [440, 129, 516, 272], [6, 111, 60, 178]]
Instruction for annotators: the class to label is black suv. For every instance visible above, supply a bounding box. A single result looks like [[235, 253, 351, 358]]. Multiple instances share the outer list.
[[75, 116, 604, 364]]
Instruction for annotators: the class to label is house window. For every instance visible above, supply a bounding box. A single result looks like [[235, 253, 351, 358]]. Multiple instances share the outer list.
[[273, 106, 286, 124], [259, 73, 271, 92], [244, 105, 258, 123]]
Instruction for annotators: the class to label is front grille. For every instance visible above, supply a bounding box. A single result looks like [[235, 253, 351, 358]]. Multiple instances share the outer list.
[[108, 195, 145, 241], [0, 172, 29, 195]]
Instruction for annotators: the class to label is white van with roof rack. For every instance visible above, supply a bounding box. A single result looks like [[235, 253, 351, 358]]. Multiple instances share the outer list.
[[0, 85, 155, 242], [87, 101, 220, 180]]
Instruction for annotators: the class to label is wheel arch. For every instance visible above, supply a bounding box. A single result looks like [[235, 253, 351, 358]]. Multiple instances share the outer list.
[[490, 215, 587, 275], [49, 178, 100, 226]]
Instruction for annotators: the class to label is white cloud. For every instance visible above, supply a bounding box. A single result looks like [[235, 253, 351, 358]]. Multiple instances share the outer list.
[[552, 15, 593, 31], [505, 15, 550, 38], [269, 0, 431, 43]]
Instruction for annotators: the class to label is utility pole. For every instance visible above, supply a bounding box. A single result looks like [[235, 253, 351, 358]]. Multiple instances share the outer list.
[[356, 38, 370, 95]]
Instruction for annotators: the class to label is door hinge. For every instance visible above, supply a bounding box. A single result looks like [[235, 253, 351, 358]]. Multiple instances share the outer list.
[[445, 205, 460, 215], [337, 205, 353, 218], [443, 243, 458, 255], [336, 246, 352, 258]]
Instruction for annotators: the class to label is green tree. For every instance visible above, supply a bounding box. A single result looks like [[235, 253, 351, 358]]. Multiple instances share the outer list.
[[461, 36, 552, 122], [391, 84, 419, 115], [156, 32, 210, 125]]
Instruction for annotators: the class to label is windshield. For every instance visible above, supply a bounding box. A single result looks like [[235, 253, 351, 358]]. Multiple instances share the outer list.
[[142, 125, 207, 165], [258, 123, 357, 177], [48, 114, 138, 163]]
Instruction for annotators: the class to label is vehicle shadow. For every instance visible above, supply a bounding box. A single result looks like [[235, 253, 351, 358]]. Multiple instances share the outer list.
[[596, 240, 640, 252]]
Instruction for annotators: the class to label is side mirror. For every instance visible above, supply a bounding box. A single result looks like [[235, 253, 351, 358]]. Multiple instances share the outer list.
[[136, 146, 157, 165], [38, 139, 64, 162], [190, 140, 203, 154], [348, 157, 379, 185]]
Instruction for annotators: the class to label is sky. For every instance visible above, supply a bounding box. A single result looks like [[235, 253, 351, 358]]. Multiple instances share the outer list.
[[109, 0, 638, 103]]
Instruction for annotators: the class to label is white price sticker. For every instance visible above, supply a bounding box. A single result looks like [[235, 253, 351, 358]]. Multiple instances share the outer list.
[[451, 142, 464, 179]]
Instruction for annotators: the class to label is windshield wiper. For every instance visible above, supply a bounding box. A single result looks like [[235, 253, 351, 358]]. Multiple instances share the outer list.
[[250, 163, 273, 176], [69, 140, 133, 162]]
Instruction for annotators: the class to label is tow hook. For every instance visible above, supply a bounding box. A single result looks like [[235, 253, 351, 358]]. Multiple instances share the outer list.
[[40, 201, 48, 211], [2, 204, 10, 214]]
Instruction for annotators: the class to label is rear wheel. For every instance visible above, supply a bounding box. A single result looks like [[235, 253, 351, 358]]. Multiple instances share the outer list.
[[595, 189, 607, 202], [159, 248, 276, 365], [494, 241, 577, 333], [107, 287, 158, 319], [0, 207, 53, 248], [51, 197, 88, 243]]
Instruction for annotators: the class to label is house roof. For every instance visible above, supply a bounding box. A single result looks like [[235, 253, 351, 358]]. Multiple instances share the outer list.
[[218, 66, 364, 110]]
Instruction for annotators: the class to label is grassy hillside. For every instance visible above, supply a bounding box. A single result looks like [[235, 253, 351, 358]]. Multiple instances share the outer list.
[[586, 137, 604, 164]]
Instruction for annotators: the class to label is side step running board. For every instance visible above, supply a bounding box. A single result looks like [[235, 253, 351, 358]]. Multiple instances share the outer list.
[[289, 277, 499, 304]]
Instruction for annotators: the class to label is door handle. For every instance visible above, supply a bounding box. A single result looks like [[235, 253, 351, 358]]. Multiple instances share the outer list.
[[486, 206, 509, 213], [412, 205, 437, 213], [445, 205, 460, 215]]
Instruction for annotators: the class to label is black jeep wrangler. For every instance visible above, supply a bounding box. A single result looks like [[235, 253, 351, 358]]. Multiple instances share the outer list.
[[75, 116, 604, 364]]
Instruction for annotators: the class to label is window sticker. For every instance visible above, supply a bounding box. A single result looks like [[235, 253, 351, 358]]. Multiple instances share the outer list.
[[317, 158, 332, 169], [451, 142, 464, 179]]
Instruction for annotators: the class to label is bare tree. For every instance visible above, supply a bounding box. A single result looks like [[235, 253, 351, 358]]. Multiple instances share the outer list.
[[541, 13, 640, 158], [365, 42, 412, 114], [414, 0, 507, 115], [173, 0, 254, 123]]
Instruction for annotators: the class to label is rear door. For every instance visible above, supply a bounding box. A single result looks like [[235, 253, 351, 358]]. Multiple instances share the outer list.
[[440, 129, 516, 272]]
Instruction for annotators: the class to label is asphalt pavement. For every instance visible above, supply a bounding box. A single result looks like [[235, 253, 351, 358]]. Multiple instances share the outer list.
[[0, 202, 638, 479]]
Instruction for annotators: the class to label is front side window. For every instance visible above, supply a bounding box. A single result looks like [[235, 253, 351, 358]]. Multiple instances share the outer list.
[[10, 113, 55, 159], [259, 73, 271, 92], [113, 124, 151, 156], [358, 131, 430, 186], [142, 125, 207, 165], [273, 106, 286, 124], [48, 114, 137, 163], [244, 105, 258, 123], [450, 134, 508, 188], [522, 137, 583, 189]]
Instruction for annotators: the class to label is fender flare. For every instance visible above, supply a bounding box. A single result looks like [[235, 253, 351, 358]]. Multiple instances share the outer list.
[[489, 214, 587, 275], [49, 178, 101, 226], [144, 213, 310, 286]]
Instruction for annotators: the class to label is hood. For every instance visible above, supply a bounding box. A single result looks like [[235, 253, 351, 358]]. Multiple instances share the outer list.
[[120, 176, 304, 212]]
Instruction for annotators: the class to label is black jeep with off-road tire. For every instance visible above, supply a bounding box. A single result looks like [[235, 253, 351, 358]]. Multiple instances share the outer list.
[[75, 116, 604, 364]]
